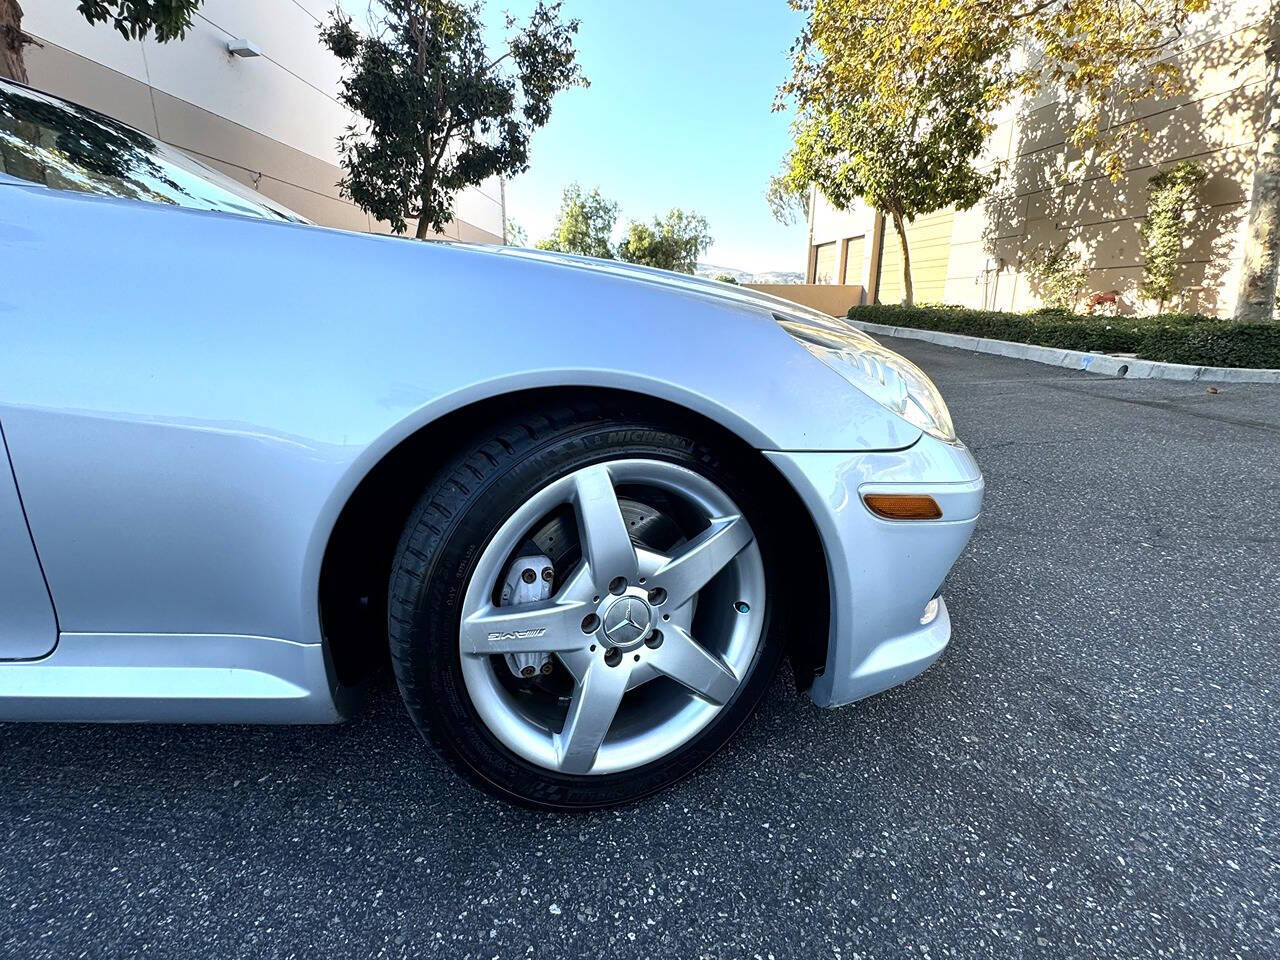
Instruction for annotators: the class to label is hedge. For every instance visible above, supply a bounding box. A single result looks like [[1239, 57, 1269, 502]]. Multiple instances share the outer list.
[[847, 304, 1280, 370]]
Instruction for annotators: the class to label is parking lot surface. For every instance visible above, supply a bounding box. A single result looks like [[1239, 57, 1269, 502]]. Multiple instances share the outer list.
[[2, 339, 1278, 959]]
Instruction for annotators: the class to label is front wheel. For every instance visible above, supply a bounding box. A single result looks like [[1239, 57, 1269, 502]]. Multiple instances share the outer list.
[[388, 407, 786, 809]]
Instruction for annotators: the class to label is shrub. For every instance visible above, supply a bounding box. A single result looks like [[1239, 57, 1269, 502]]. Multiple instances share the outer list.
[[1138, 324, 1280, 368], [847, 303, 1280, 369]]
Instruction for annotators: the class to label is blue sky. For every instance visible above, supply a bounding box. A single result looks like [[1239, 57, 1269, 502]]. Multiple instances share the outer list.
[[342, 1, 809, 273]]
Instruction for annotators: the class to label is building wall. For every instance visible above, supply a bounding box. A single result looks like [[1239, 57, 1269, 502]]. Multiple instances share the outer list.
[[20, 0, 505, 242], [744, 283, 865, 317], [804, 0, 1271, 318], [879, 209, 955, 307], [807, 193, 879, 301]]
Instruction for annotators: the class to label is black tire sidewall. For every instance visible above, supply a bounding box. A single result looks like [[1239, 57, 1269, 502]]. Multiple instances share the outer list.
[[390, 417, 787, 810]]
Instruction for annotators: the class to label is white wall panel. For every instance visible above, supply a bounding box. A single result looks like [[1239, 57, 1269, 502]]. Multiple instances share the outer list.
[[22, 2, 150, 82], [21, 0, 505, 240], [139, 18, 350, 166], [193, 0, 343, 99]]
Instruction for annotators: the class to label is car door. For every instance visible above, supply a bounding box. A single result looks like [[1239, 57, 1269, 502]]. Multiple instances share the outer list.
[[2, 79, 305, 661], [0, 424, 57, 659]]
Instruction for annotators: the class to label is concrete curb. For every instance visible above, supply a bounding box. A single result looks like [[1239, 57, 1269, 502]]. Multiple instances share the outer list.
[[847, 320, 1280, 384]]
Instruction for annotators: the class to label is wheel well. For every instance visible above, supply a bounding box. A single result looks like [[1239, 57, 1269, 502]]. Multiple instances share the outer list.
[[317, 386, 830, 692]]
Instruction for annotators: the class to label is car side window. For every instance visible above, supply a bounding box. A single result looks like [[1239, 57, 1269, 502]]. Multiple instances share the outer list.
[[0, 80, 300, 222]]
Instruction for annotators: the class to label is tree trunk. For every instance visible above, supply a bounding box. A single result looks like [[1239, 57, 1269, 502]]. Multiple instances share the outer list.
[[1234, 11, 1280, 324], [414, 173, 435, 239], [1, 0, 29, 84], [891, 208, 914, 307]]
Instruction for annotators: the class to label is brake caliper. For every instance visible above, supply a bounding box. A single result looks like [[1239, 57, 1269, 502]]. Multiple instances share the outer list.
[[499, 554, 556, 679]]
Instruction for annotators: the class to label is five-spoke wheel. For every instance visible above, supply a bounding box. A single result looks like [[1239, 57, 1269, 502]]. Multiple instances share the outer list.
[[459, 459, 764, 775], [388, 408, 783, 808]]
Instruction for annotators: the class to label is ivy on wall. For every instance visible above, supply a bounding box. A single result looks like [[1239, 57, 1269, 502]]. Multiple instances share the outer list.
[[1024, 244, 1091, 311], [1140, 161, 1208, 313]]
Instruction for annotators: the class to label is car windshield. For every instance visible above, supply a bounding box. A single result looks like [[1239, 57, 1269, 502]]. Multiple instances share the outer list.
[[0, 78, 304, 223]]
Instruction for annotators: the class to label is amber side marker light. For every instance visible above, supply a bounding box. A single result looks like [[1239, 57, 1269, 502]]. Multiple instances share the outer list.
[[862, 493, 943, 521]]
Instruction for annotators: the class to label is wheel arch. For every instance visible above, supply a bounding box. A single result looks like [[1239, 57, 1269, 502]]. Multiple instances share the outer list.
[[316, 385, 830, 695]]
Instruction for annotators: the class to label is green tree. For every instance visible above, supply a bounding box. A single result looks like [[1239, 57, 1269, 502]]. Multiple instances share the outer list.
[[713, 273, 739, 284], [1140, 161, 1207, 312], [536, 183, 618, 258], [322, 1, 585, 239], [784, 0, 1211, 183], [2, 1, 205, 83], [780, 40, 1000, 305], [617, 209, 712, 274], [777, 0, 1214, 305]]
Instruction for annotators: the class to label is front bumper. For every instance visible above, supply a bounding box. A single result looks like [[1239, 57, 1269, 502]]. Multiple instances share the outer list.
[[765, 434, 983, 707]]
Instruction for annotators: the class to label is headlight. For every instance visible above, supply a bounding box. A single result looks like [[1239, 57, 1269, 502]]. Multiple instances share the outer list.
[[778, 317, 956, 442]]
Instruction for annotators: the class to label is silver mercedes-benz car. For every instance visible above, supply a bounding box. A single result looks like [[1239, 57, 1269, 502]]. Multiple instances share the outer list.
[[0, 78, 983, 808]]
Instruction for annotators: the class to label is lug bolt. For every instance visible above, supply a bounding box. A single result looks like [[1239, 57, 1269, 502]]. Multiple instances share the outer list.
[[521, 568, 536, 584], [604, 648, 622, 667], [647, 587, 667, 606], [521, 664, 537, 677], [645, 630, 663, 649], [540, 661, 554, 675], [609, 576, 627, 595], [581, 614, 601, 633], [541, 567, 554, 582]]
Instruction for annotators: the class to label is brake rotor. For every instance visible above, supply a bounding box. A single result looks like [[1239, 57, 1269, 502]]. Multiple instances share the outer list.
[[529, 497, 684, 570]]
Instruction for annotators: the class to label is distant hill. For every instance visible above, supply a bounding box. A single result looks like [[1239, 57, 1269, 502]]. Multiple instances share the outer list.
[[695, 263, 804, 285]]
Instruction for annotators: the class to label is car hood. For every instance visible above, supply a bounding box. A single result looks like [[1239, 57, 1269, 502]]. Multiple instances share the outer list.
[[467, 243, 877, 342]]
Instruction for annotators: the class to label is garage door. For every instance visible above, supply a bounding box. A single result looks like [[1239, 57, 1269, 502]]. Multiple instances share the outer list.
[[877, 209, 954, 304], [813, 242, 838, 284], [842, 236, 865, 285]]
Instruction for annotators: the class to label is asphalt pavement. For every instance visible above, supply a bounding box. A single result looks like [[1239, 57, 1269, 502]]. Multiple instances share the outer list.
[[3, 339, 1278, 960]]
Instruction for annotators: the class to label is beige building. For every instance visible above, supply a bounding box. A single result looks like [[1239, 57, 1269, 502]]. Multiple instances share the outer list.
[[21, 0, 505, 242], [803, 0, 1274, 319]]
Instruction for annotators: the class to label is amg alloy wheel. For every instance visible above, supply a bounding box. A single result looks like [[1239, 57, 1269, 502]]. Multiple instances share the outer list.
[[388, 407, 786, 809]]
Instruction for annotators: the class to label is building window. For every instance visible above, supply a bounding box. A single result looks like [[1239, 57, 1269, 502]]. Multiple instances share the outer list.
[[0, 80, 300, 222]]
